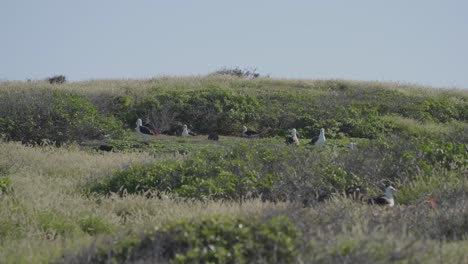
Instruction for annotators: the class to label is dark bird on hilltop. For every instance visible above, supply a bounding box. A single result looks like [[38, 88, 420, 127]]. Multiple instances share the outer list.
[[285, 128, 299, 145], [135, 118, 158, 137], [242, 125, 260, 138], [367, 186, 398, 207], [208, 133, 219, 141]]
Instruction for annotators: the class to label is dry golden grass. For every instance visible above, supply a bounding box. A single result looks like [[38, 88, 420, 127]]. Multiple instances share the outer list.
[[2, 76, 466, 99], [0, 141, 289, 263]]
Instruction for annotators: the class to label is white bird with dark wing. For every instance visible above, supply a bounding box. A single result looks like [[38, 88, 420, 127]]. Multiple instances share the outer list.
[[242, 125, 259, 138], [367, 186, 398, 207], [314, 128, 326, 146], [135, 118, 158, 137], [181, 124, 197, 137], [285, 128, 299, 145], [181, 125, 189, 137]]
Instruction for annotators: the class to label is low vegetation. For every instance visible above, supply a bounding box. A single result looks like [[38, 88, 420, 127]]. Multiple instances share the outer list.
[[0, 76, 467, 263]]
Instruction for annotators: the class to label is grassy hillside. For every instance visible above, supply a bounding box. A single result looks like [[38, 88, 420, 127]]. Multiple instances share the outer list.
[[0, 77, 467, 263]]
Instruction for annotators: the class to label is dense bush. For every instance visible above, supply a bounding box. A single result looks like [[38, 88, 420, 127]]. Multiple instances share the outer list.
[[396, 97, 465, 123], [0, 90, 123, 145], [211, 67, 260, 78], [1, 78, 467, 142], [0, 176, 12, 195], [89, 136, 464, 204], [130, 88, 263, 134], [90, 143, 289, 201], [64, 215, 300, 264], [47, 75, 66, 84]]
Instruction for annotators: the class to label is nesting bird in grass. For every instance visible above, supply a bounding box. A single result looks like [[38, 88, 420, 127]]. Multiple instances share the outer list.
[[208, 133, 219, 141], [181, 125, 189, 137], [181, 125, 197, 137], [242, 125, 260, 138], [314, 128, 326, 146], [367, 186, 398, 207], [135, 118, 158, 137], [285, 128, 299, 145]]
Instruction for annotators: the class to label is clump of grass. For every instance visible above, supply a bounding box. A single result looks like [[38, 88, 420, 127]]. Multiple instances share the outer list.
[[62, 215, 300, 264]]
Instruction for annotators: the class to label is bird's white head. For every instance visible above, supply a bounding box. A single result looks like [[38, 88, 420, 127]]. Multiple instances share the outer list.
[[320, 128, 325, 135], [136, 118, 143, 127], [291, 128, 297, 136], [385, 186, 397, 198], [243, 126, 247, 132]]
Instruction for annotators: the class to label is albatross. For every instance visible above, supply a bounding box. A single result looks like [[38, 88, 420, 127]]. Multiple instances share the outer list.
[[285, 128, 300, 145], [181, 124, 197, 137], [181, 125, 189, 137], [314, 128, 326, 145], [367, 186, 398, 207], [135, 118, 158, 137], [242, 125, 260, 138]]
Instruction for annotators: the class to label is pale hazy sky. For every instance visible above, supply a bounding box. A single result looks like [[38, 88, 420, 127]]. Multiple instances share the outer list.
[[1, 0, 467, 88]]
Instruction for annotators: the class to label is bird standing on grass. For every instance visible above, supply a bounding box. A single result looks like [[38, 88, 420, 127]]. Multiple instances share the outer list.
[[181, 124, 197, 137], [135, 118, 158, 137], [315, 128, 326, 146], [285, 128, 300, 145], [242, 125, 260, 138], [181, 125, 189, 137], [367, 186, 398, 207]]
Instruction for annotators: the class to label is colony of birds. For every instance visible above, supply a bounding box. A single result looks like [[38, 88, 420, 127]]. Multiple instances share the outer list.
[[135, 118, 334, 146], [133, 118, 398, 207]]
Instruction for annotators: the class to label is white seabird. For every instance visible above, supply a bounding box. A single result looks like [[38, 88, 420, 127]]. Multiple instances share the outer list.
[[135, 118, 158, 137], [315, 128, 326, 146], [367, 186, 398, 207], [285, 128, 299, 145], [181, 125, 189, 137]]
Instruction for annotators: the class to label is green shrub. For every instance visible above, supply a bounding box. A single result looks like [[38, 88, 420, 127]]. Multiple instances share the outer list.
[[89, 143, 294, 201], [131, 91, 187, 133], [183, 88, 262, 134], [36, 210, 78, 239], [127, 88, 263, 135], [0, 176, 12, 195], [65, 215, 300, 264], [0, 90, 123, 145], [78, 213, 113, 235], [338, 102, 388, 139], [90, 135, 464, 204], [398, 97, 466, 123]]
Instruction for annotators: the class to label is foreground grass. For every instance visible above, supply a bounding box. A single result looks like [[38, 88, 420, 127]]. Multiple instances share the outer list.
[[1, 137, 467, 263], [0, 141, 288, 263]]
